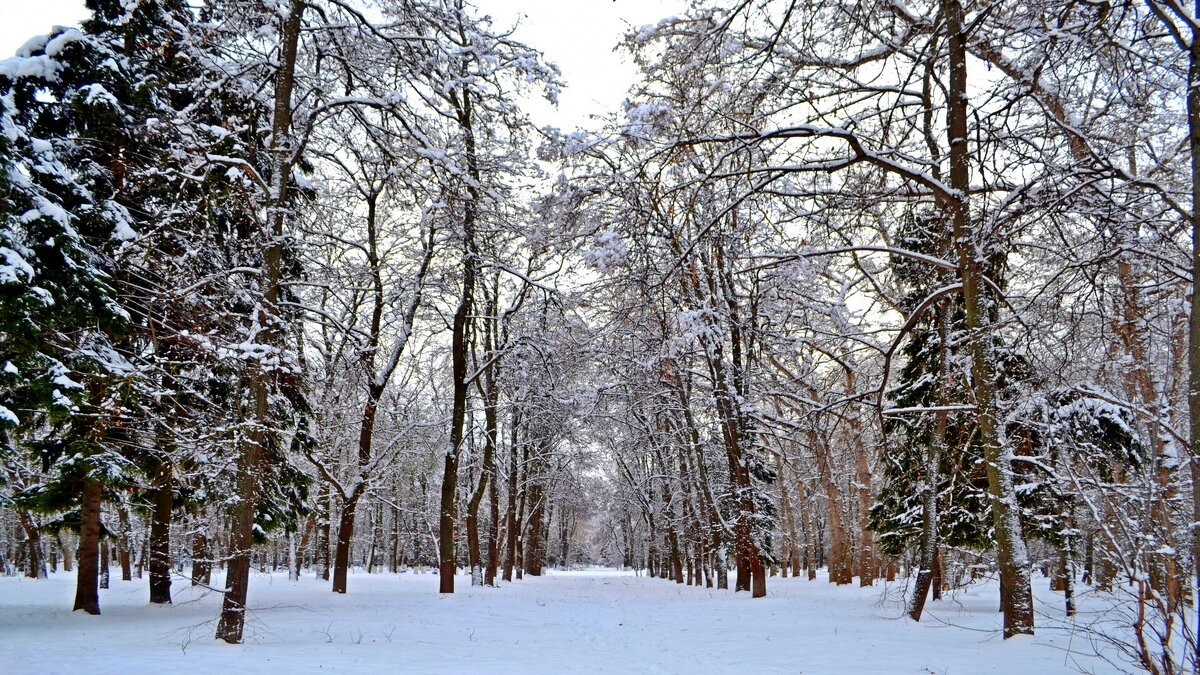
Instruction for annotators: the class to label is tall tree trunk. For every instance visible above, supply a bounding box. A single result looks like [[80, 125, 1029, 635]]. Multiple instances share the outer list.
[[391, 488, 400, 574], [1186, 9, 1200, 641], [485, 443, 501, 586], [465, 418, 492, 586], [467, 276, 499, 586], [846, 373, 875, 587], [944, 0, 1032, 637], [216, 0, 304, 644], [439, 58, 480, 593], [74, 476, 102, 614]]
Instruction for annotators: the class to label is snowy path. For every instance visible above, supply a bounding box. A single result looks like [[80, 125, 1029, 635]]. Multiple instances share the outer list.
[[0, 569, 1122, 673]]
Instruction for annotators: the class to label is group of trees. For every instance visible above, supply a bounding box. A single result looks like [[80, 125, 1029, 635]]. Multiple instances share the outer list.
[[554, 1, 1199, 672], [0, 0, 596, 644], [2, 0, 1199, 672]]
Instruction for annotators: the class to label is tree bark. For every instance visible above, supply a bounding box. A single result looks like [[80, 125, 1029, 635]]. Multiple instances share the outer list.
[[944, 0, 1032, 637], [525, 481, 546, 576], [193, 528, 210, 586], [100, 539, 110, 589], [332, 493, 361, 593], [439, 41, 481, 592], [149, 461, 172, 604], [73, 476, 102, 614], [216, 0, 304, 643], [503, 410, 521, 582], [57, 532, 73, 573], [1186, 7, 1200, 641], [117, 506, 132, 582], [15, 510, 46, 579]]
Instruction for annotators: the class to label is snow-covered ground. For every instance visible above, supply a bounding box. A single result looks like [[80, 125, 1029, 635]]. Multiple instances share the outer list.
[[0, 568, 1127, 673]]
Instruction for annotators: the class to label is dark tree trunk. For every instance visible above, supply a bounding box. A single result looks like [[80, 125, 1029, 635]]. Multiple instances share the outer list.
[[193, 529, 210, 586], [74, 476, 102, 614], [117, 507, 132, 582], [438, 23, 482, 594], [944, 0, 1032, 638], [149, 461, 173, 604], [524, 482, 546, 576], [216, 0, 304, 644], [332, 494, 360, 593], [1185, 6, 1200, 641], [16, 510, 46, 579], [502, 411, 521, 582]]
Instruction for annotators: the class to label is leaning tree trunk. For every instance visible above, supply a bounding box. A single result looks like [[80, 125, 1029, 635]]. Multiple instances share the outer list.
[[470, 278, 501, 586], [15, 510, 46, 579], [465, 398, 494, 586]]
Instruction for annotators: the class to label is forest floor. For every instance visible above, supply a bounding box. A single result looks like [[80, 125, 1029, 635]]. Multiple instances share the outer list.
[[0, 567, 1128, 673]]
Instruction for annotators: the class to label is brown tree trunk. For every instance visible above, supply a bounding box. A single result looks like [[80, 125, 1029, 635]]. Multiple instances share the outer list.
[[525, 481, 546, 576], [193, 529, 210, 586], [1188, 15, 1200, 639], [931, 548, 943, 601], [332, 493, 360, 593], [216, 0, 304, 644], [117, 506, 132, 582], [57, 532, 73, 573], [15, 510, 46, 579], [149, 461, 172, 604], [814, 431, 851, 585], [465, 437, 490, 586], [74, 476, 102, 614], [438, 29, 483, 594], [944, 0, 1032, 637], [848, 386, 875, 586], [502, 413, 521, 582]]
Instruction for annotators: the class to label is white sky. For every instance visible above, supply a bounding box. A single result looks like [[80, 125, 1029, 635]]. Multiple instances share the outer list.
[[0, 0, 687, 129]]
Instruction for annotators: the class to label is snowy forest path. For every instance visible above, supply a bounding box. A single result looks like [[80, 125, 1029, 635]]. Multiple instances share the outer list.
[[0, 568, 1117, 673]]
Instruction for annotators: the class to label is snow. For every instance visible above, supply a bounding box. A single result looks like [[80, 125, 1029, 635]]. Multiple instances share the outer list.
[[0, 246, 35, 283], [0, 568, 1124, 673]]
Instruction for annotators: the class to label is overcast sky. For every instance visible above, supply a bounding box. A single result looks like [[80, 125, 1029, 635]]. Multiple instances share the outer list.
[[0, 0, 687, 129]]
